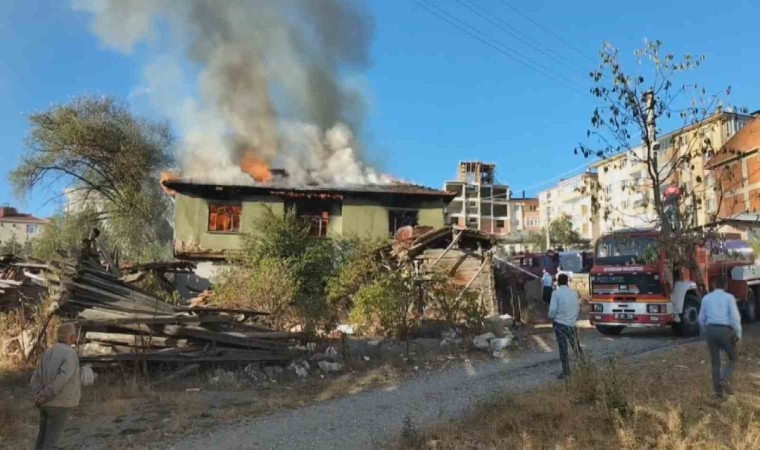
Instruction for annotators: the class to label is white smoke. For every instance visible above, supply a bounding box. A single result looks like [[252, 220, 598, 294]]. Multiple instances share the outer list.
[[72, 0, 391, 186]]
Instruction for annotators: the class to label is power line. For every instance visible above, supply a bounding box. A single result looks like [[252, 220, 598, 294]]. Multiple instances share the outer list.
[[456, 0, 589, 78], [496, 0, 597, 63], [517, 158, 600, 192], [412, 0, 588, 96]]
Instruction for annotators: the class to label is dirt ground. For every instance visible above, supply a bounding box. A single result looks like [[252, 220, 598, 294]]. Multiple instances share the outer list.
[[1, 329, 544, 450]]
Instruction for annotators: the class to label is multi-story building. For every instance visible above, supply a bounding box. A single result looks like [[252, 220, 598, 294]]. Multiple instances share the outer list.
[[537, 171, 599, 242], [0, 206, 47, 244], [444, 162, 510, 235], [506, 196, 540, 232], [591, 110, 753, 234], [707, 116, 760, 218]]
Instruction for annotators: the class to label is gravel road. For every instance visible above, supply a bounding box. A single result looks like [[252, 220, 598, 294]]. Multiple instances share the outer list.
[[170, 328, 698, 450]]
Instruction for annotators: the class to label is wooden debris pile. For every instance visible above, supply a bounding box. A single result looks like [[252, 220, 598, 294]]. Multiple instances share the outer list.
[[2, 240, 300, 367], [58, 254, 298, 366], [0, 255, 50, 310]]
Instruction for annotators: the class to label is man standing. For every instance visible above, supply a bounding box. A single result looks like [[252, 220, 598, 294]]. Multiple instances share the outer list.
[[31, 322, 81, 449], [541, 268, 553, 306], [549, 274, 581, 379], [698, 275, 742, 399]]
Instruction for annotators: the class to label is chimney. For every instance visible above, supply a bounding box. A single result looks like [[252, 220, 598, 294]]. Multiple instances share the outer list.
[[0, 206, 17, 218], [522, 190, 526, 199]]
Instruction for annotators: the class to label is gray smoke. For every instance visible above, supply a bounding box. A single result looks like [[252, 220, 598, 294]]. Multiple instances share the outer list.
[[73, 0, 389, 185]]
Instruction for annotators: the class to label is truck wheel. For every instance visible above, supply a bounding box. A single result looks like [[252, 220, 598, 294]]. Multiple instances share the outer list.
[[674, 294, 700, 337], [596, 325, 624, 336], [742, 289, 757, 323]]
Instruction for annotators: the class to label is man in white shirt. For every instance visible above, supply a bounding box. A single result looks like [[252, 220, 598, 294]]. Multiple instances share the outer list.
[[549, 274, 581, 379], [541, 269, 553, 306], [698, 275, 742, 398]]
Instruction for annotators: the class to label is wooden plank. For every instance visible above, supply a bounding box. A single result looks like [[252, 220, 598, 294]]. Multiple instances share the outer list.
[[174, 306, 270, 316], [76, 274, 174, 311], [85, 331, 189, 348], [163, 325, 286, 350], [454, 259, 489, 303], [77, 315, 234, 327], [429, 230, 464, 269]]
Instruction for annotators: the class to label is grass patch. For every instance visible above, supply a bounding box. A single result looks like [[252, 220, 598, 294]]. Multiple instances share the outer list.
[[401, 331, 760, 449]]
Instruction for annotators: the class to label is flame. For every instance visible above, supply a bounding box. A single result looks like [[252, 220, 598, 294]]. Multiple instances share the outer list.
[[240, 152, 272, 183], [160, 171, 178, 196]]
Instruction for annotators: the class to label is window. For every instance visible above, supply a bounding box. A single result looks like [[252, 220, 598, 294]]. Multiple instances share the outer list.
[[303, 212, 329, 237], [389, 210, 418, 235], [26, 224, 38, 235], [496, 220, 505, 228], [208, 204, 241, 233]]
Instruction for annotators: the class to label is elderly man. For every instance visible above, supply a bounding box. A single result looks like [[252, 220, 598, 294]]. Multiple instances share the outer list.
[[549, 273, 581, 379], [541, 268, 553, 306], [30, 322, 81, 450], [698, 275, 742, 399]]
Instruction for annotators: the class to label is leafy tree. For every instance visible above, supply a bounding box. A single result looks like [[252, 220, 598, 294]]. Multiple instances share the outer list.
[[526, 230, 547, 252], [10, 96, 174, 262], [549, 216, 582, 248], [577, 40, 734, 286]]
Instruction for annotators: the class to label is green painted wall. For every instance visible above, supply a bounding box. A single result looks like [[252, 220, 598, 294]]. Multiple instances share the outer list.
[[174, 193, 283, 252], [174, 193, 447, 252]]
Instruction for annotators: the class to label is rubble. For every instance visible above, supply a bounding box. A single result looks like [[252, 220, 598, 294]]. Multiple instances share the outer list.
[[473, 332, 495, 350], [1, 232, 302, 368], [317, 361, 343, 373], [473, 331, 514, 357]]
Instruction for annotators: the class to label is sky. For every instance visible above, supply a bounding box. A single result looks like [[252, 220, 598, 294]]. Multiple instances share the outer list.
[[2, 0, 760, 218]]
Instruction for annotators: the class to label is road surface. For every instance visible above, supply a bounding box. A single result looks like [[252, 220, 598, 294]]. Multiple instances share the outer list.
[[170, 328, 699, 449]]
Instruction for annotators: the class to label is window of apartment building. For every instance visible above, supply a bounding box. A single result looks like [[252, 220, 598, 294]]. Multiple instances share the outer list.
[[479, 201, 492, 215], [479, 186, 492, 199], [707, 198, 716, 213], [496, 219, 506, 228], [208, 204, 242, 233], [467, 217, 478, 227], [389, 210, 419, 235], [493, 187, 508, 201], [466, 201, 479, 214], [493, 204, 508, 217], [447, 201, 463, 214]]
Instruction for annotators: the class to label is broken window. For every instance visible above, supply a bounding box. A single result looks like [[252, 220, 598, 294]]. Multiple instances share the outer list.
[[286, 199, 339, 238], [496, 219, 505, 228], [389, 210, 419, 234], [208, 204, 242, 233]]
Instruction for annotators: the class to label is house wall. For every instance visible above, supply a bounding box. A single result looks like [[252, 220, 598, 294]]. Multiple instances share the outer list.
[[174, 193, 284, 255], [0, 221, 44, 243], [174, 193, 447, 255]]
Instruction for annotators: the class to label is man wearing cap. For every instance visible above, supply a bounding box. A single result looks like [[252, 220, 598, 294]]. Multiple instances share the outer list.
[[698, 275, 742, 399], [30, 322, 81, 449]]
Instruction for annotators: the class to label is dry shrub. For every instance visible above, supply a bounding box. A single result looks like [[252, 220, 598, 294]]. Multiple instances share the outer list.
[[403, 334, 760, 450], [212, 257, 299, 329]]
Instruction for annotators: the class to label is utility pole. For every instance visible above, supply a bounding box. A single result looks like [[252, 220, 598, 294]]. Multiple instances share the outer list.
[[545, 222, 551, 251]]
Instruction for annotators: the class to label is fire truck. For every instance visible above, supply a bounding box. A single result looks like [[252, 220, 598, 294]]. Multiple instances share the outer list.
[[589, 228, 760, 336]]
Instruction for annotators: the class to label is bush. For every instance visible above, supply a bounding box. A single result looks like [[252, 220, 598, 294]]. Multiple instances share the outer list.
[[349, 270, 419, 342], [426, 275, 487, 333], [212, 207, 341, 333]]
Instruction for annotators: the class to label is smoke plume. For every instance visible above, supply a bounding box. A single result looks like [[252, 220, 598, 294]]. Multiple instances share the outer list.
[[73, 0, 390, 186]]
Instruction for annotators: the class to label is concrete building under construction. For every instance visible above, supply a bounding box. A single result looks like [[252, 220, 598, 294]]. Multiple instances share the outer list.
[[443, 161, 511, 236]]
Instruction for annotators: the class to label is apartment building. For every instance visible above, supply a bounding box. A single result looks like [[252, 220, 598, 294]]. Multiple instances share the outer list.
[[507, 196, 540, 232], [537, 171, 599, 241], [0, 206, 47, 244], [444, 161, 510, 235], [591, 110, 754, 234], [707, 116, 760, 218]]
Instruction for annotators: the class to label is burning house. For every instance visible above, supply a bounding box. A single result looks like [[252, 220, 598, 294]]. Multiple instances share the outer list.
[[163, 173, 455, 259]]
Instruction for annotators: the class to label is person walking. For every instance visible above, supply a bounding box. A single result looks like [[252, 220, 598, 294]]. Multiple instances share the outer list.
[[549, 273, 581, 379], [698, 275, 742, 399], [31, 322, 81, 450], [541, 268, 553, 306]]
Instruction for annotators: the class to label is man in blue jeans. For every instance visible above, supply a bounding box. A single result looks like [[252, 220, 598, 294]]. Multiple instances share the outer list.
[[549, 274, 581, 379]]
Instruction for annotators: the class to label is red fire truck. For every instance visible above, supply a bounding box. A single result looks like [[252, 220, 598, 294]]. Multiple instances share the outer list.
[[589, 228, 760, 336]]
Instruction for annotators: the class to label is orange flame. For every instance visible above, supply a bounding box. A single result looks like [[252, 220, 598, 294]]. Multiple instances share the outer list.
[[240, 152, 272, 183], [160, 171, 178, 196]]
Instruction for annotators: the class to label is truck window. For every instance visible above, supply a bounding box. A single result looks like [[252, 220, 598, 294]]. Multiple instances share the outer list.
[[596, 235, 656, 265]]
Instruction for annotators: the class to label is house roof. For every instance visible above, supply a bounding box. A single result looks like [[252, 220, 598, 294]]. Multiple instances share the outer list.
[[163, 179, 456, 200], [0, 214, 48, 225], [707, 116, 760, 168]]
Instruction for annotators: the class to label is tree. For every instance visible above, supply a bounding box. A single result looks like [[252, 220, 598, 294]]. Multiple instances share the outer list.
[[213, 206, 341, 333], [9, 96, 174, 262], [549, 216, 582, 248], [526, 230, 547, 252], [577, 40, 736, 286]]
